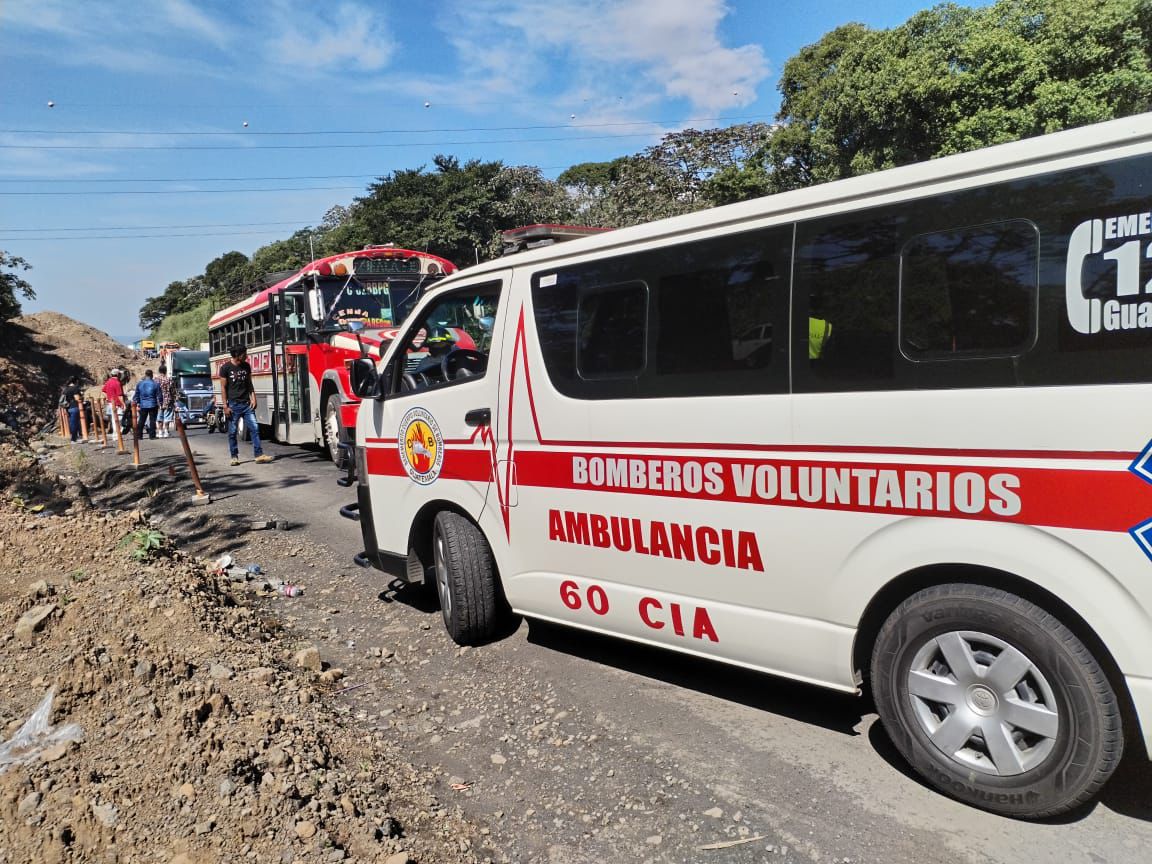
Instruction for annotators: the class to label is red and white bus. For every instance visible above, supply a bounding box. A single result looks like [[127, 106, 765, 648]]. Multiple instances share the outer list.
[[208, 245, 457, 461]]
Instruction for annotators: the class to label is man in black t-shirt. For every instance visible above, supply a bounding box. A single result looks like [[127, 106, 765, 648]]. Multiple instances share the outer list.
[[218, 344, 272, 465]]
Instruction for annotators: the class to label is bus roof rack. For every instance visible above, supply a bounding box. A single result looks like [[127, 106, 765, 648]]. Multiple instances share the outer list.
[[501, 224, 611, 255]]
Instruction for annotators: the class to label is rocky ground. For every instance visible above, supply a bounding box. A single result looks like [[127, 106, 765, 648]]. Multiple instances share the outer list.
[[0, 437, 496, 863]]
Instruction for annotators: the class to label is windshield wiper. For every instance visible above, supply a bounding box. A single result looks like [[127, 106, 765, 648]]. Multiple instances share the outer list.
[[320, 272, 358, 326]]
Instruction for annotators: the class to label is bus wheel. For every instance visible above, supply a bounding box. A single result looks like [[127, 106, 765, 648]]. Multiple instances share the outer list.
[[432, 512, 502, 646], [323, 395, 341, 463], [871, 584, 1122, 818], [238, 416, 251, 442]]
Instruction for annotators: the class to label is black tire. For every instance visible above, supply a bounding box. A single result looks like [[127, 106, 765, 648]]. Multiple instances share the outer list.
[[323, 394, 342, 463], [239, 416, 251, 442], [432, 512, 506, 645], [871, 583, 1123, 818]]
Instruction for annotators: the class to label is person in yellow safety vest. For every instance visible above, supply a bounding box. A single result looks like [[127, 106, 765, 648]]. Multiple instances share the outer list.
[[809, 317, 831, 359]]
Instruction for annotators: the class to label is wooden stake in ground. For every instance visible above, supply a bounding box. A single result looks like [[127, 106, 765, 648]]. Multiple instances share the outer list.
[[96, 398, 108, 448], [131, 403, 141, 467], [173, 410, 210, 504], [57, 407, 66, 438], [77, 395, 89, 443], [110, 401, 126, 454]]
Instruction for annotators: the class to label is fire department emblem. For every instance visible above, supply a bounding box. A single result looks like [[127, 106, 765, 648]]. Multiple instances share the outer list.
[[399, 407, 444, 485]]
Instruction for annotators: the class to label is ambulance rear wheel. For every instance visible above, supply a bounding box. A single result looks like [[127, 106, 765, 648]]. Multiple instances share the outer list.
[[870, 583, 1123, 818], [432, 512, 502, 645]]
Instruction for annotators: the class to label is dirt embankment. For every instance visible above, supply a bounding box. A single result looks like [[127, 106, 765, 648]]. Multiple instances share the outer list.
[[0, 306, 495, 864], [0, 440, 491, 864], [0, 312, 148, 438]]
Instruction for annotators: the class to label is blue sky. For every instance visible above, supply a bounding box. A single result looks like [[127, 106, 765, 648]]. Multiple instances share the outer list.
[[1, 0, 978, 343]]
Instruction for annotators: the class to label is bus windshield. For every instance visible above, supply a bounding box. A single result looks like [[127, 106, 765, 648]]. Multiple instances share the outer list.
[[318, 276, 429, 329]]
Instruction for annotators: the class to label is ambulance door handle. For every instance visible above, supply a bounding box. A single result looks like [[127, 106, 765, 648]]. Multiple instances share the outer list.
[[465, 408, 491, 427]]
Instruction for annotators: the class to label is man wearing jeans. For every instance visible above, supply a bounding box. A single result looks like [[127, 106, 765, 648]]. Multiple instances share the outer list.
[[219, 344, 272, 465], [133, 369, 162, 439]]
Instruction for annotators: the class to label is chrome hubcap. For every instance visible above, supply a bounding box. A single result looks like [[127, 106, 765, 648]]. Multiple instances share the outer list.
[[325, 400, 340, 460], [907, 631, 1059, 776], [434, 530, 451, 621]]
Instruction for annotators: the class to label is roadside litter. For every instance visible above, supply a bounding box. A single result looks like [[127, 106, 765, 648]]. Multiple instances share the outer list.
[[266, 579, 303, 597], [0, 688, 84, 773], [247, 519, 291, 531], [208, 555, 303, 596]]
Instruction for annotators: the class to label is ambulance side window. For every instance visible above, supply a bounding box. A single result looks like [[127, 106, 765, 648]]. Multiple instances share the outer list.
[[531, 225, 791, 399], [387, 282, 501, 396], [577, 283, 647, 378]]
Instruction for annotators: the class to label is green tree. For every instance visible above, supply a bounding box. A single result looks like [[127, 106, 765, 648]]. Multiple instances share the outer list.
[[238, 230, 316, 296], [203, 251, 249, 306], [0, 251, 34, 322], [153, 299, 212, 351], [765, 0, 1152, 191], [339, 155, 571, 266], [560, 123, 773, 226]]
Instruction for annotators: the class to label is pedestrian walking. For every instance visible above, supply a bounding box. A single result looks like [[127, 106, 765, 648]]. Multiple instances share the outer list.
[[133, 369, 162, 439], [61, 376, 83, 442], [219, 345, 272, 465], [155, 363, 174, 438]]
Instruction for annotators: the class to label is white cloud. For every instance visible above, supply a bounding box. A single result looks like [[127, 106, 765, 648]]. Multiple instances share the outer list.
[[2, 0, 233, 73], [441, 0, 768, 114], [160, 0, 231, 48], [264, 2, 394, 73]]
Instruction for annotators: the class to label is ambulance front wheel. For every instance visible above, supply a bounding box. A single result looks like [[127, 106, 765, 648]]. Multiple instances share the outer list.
[[870, 583, 1123, 818], [432, 511, 507, 645]]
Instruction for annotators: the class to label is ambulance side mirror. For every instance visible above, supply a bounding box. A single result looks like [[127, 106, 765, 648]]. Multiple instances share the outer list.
[[349, 358, 382, 399]]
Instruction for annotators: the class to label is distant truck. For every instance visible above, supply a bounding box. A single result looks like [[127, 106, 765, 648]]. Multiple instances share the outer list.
[[167, 350, 213, 424], [131, 339, 158, 358]]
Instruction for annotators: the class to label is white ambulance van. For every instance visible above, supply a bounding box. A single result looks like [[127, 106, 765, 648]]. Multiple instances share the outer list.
[[345, 113, 1152, 818]]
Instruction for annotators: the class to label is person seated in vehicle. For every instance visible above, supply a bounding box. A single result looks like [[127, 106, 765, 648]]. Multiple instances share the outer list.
[[411, 327, 456, 381]]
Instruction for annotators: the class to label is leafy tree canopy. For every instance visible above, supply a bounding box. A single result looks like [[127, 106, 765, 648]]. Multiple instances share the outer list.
[[0, 250, 34, 323], [203, 251, 249, 305], [561, 123, 773, 226], [153, 298, 212, 351], [764, 0, 1152, 191]]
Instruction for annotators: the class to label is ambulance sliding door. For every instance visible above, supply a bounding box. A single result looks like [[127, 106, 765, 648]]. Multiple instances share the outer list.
[[502, 226, 806, 674]]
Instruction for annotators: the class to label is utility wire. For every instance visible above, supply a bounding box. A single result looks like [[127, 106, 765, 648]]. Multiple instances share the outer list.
[[0, 132, 676, 151], [0, 164, 572, 184], [0, 174, 376, 183], [0, 220, 314, 232], [0, 229, 299, 241], [0, 115, 770, 136], [0, 186, 364, 196]]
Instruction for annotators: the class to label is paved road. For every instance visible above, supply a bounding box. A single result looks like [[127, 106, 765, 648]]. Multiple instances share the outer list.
[[133, 426, 1152, 863]]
